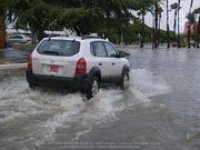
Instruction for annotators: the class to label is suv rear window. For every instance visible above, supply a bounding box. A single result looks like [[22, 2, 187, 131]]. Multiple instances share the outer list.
[[37, 40, 80, 56]]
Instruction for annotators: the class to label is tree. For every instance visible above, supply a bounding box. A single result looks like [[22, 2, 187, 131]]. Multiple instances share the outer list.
[[6, 0, 61, 41], [170, 0, 182, 48], [136, 0, 160, 48], [5, 0, 139, 42], [0, 1, 7, 49], [177, 0, 181, 48], [187, 0, 194, 48], [3, 0, 165, 45], [170, 3, 179, 38], [91, 0, 138, 43], [166, 0, 170, 48], [145, 0, 163, 49], [157, 6, 163, 46], [186, 12, 195, 48], [153, 2, 161, 48], [193, 8, 200, 48]]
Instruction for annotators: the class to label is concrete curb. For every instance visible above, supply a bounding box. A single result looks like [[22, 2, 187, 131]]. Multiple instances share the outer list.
[[0, 63, 26, 70], [12, 43, 37, 51]]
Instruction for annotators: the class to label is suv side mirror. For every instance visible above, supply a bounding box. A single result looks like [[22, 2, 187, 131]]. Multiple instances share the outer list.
[[118, 52, 125, 58]]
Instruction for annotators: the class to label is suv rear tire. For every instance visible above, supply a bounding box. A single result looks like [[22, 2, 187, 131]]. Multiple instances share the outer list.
[[29, 83, 36, 89], [86, 76, 100, 100]]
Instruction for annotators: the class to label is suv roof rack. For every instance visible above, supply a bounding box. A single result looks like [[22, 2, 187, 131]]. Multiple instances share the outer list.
[[81, 35, 102, 40]]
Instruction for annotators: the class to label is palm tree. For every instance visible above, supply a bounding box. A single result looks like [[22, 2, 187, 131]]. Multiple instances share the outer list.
[[154, 2, 163, 48], [177, 0, 181, 48], [186, 12, 196, 48], [135, 0, 162, 49], [152, 2, 160, 49], [170, 3, 179, 38], [187, 0, 194, 48], [137, 1, 147, 48], [138, 8, 146, 48], [137, 0, 156, 48], [158, 6, 163, 46], [166, 0, 170, 48], [193, 8, 200, 48], [170, 1, 181, 48]]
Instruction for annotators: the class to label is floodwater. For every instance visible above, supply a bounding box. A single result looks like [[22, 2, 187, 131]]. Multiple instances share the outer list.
[[0, 48, 200, 150]]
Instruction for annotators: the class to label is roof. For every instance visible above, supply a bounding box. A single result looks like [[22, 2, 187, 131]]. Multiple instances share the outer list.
[[44, 35, 107, 42]]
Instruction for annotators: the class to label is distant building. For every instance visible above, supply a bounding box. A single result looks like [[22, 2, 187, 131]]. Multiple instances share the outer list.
[[183, 21, 199, 44]]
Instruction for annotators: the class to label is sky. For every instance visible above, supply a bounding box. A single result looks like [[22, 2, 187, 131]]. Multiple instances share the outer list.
[[145, 0, 200, 32]]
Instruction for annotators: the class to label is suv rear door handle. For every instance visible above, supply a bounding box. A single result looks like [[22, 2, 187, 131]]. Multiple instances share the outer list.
[[112, 63, 115, 65], [99, 63, 102, 66]]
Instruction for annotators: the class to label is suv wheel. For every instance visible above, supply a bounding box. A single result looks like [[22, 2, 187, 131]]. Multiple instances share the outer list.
[[120, 71, 129, 90], [86, 76, 100, 100]]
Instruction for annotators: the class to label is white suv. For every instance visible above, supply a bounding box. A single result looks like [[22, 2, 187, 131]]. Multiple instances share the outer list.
[[26, 35, 130, 99]]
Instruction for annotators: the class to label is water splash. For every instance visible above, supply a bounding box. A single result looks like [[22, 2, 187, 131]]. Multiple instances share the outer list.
[[0, 68, 170, 149], [129, 69, 170, 100]]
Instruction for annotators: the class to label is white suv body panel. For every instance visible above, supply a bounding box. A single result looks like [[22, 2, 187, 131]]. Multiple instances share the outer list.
[[86, 56, 111, 78], [32, 53, 79, 78], [27, 36, 130, 91], [32, 38, 83, 78]]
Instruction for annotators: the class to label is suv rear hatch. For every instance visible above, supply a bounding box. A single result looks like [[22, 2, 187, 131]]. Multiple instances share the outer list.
[[31, 39, 81, 78]]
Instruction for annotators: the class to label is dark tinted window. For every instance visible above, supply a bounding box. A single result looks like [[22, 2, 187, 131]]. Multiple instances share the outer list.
[[90, 43, 95, 56], [16, 36, 23, 39], [11, 35, 22, 39], [37, 40, 80, 56], [90, 41, 107, 57], [104, 42, 117, 57]]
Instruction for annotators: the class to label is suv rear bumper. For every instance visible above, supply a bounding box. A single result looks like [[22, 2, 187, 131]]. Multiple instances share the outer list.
[[26, 69, 90, 90]]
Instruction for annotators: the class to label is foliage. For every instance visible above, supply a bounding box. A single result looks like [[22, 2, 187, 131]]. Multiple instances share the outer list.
[[187, 7, 200, 45], [190, 27, 200, 42], [0, 0, 7, 48], [171, 41, 186, 48], [0, 0, 166, 44], [193, 8, 200, 14], [186, 12, 196, 23], [170, 3, 179, 10], [117, 50, 131, 57]]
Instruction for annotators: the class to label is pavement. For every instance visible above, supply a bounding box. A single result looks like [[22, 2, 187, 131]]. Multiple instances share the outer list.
[[0, 43, 37, 64], [0, 47, 32, 64], [0, 62, 26, 69], [0, 42, 193, 65]]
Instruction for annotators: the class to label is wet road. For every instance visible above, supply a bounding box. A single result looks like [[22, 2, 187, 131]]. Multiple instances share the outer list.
[[0, 48, 200, 150], [0, 48, 32, 64]]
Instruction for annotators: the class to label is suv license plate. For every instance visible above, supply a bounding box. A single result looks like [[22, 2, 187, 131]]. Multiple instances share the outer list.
[[50, 66, 59, 72]]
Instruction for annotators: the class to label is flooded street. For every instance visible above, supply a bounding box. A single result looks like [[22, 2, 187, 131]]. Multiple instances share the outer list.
[[0, 48, 200, 150]]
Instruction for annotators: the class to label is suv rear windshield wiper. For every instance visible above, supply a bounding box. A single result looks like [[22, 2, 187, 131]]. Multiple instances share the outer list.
[[41, 50, 60, 56]]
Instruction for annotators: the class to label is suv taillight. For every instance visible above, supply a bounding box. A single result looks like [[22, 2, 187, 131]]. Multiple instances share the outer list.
[[76, 58, 87, 74], [28, 55, 32, 69]]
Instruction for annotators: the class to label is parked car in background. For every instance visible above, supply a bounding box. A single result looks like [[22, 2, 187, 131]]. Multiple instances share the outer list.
[[6, 34, 31, 47], [26, 35, 130, 100]]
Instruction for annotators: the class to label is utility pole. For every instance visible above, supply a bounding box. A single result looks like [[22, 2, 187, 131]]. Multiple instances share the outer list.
[[198, 15, 200, 48], [177, 0, 181, 48], [154, 4, 158, 48], [166, 0, 170, 49], [188, 24, 191, 48], [140, 14, 144, 48], [188, 0, 193, 49], [152, 16, 154, 49]]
